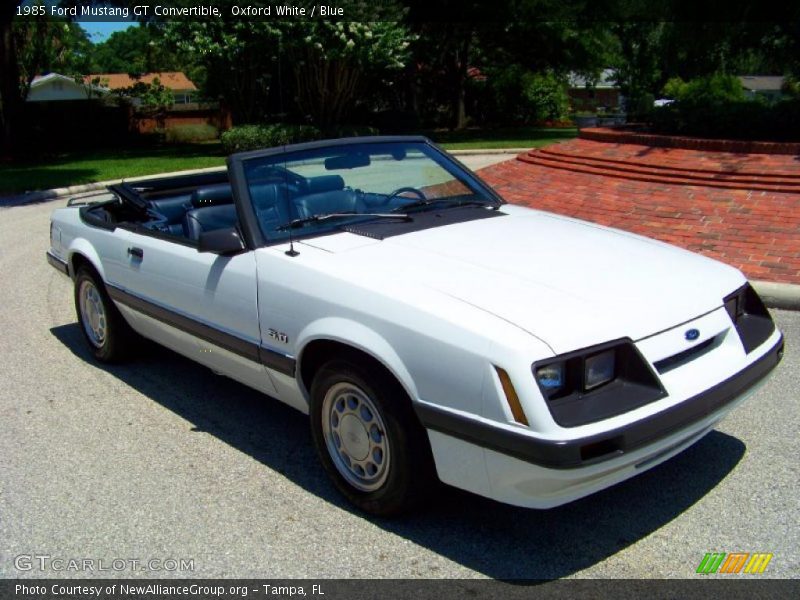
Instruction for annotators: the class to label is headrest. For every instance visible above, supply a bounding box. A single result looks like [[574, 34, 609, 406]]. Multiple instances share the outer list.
[[191, 184, 233, 207], [250, 182, 285, 210], [304, 175, 345, 195]]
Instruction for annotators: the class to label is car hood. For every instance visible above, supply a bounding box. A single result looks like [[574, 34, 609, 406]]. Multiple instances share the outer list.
[[299, 206, 745, 353]]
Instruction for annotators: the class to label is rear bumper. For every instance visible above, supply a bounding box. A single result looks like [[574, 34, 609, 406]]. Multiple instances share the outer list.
[[46, 251, 69, 276], [417, 333, 783, 470]]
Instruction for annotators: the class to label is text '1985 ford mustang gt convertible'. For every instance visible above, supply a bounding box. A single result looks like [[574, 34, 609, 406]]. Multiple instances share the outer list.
[[47, 136, 783, 515]]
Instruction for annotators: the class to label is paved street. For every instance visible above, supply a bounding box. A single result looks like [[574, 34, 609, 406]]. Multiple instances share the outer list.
[[1, 195, 798, 579]]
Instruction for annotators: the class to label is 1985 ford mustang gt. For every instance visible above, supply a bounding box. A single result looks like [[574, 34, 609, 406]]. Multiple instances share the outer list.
[[47, 136, 783, 515]]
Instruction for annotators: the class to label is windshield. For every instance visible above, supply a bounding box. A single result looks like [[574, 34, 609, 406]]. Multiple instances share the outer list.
[[241, 141, 500, 243]]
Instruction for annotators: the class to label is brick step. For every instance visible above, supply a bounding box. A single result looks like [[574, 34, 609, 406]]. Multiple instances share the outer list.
[[536, 147, 800, 181], [518, 153, 800, 194]]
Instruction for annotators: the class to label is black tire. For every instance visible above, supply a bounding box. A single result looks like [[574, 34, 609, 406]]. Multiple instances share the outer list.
[[73, 266, 137, 363], [309, 358, 437, 516]]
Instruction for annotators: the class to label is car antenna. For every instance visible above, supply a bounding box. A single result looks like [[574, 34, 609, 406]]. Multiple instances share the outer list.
[[278, 35, 299, 258]]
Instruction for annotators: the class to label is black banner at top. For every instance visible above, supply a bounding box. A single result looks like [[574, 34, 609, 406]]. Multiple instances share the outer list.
[[15, 0, 800, 23]]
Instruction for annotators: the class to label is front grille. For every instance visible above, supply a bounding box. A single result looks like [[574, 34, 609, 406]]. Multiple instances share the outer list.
[[654, 336, 717, 374]]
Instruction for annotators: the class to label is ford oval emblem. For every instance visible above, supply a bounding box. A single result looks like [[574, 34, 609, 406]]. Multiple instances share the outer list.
[[685, 328, 700, 341]]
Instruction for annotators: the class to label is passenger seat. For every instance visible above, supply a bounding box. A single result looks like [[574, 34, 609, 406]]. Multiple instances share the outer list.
[[184, 205, 238, 242]]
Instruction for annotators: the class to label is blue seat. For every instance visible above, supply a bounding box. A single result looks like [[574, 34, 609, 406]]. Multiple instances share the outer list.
[[184, 205, 238, 241], [191, 184, 233, 207]]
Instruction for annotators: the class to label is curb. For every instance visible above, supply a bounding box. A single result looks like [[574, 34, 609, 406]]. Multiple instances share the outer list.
[[449, 148, 533, 155], [751, 281, 800, 311]]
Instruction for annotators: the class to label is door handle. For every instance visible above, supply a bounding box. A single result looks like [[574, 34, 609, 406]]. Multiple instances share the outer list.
[[127, 247, 143, 259]]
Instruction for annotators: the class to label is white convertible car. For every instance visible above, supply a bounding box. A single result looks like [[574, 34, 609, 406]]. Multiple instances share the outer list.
[[47, 136, 783, 515]]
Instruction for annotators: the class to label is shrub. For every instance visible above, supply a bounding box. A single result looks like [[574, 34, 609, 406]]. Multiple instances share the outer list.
[[164, 124, 219, 144], [486, 66, 569, 124], [220, 123, 322, 153], [627, 93, 655, 121], [650, 96, 800, 141], [520, 71, 570, 123], [662, 74, 746, 105]]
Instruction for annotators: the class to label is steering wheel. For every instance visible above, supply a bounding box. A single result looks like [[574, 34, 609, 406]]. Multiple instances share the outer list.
[[386, 186, 426, 203]]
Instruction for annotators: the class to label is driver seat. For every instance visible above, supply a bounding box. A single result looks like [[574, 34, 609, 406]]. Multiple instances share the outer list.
[[293, 190, 361, 219]]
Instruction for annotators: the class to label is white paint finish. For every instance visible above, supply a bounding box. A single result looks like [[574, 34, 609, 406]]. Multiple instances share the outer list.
[[303, 204, 745, 354]]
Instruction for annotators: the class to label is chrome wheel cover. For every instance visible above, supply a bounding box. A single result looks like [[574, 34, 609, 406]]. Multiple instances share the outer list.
[[78, 280, 107, 348], [321, 382, 391, 492]]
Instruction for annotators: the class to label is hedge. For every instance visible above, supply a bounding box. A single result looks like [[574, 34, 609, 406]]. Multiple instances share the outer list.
[[220, 122, 386, 154], [220, 124, 322, 154]]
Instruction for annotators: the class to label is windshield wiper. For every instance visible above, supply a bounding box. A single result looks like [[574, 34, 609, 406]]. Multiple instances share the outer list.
[[276, 212, 410, 232], [391, 198, 500, 213], [390, 198, 436, 212]]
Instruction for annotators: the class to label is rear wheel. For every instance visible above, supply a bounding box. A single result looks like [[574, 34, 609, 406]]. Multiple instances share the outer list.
[[74, 266, 137, 362], [310, 359, 436, 516]]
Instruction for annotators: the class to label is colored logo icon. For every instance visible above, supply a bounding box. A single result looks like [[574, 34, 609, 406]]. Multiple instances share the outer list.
[[696, 552, 773, 574]]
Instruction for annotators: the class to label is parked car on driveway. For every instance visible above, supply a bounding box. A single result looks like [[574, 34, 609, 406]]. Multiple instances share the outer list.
[[47, 136, 784, 515]]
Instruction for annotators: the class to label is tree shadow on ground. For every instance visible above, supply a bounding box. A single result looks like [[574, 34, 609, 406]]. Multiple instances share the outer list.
[[51, 323, 746, 579]]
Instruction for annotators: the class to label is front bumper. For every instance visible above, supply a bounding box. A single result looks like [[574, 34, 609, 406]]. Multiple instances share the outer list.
[[417, 333, 783, 470]]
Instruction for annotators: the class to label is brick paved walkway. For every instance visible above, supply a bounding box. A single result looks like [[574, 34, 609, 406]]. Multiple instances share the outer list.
[[477, 139, 800, 285]]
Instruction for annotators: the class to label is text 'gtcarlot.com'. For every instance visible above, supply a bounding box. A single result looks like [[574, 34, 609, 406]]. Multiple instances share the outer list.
[[14, 554, 195, 572]]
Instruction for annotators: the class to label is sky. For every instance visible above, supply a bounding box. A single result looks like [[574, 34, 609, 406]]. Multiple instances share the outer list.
[[78, 21, 136, 43]]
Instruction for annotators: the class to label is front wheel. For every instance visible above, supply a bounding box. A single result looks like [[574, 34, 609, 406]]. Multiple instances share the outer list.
[[74, 266, 137, 362], [309, 359, 436, 516]]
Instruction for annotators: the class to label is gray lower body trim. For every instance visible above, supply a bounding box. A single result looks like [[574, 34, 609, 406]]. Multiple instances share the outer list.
[[106, 284, 296, 377], [46, 251, 69, 276], [416, 335, 783, 470]]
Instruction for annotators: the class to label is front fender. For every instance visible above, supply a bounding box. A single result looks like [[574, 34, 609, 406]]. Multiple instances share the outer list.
[[296, 317, 419, 403]]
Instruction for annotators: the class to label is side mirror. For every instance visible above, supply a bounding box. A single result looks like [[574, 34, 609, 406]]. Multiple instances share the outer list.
[[198, 227, 246, 255]]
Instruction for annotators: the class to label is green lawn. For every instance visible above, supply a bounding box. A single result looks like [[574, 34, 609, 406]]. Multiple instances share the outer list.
[[0, 128, 576, 196], [0, 143, 226, 196]]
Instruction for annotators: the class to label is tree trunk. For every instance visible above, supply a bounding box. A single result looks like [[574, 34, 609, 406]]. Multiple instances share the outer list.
[[0, 8, 22, 160], [450, 28, 472, 130]]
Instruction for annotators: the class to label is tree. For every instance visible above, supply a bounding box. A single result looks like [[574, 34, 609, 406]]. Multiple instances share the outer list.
[[15, 18, 93, 100], [163, 19, 282, 123], [0, 1, 24, 158], [164, 4, 412, 128], [282, 20, 412, 128], [1, 0, 127, 157], [89, 24, 183, 75]]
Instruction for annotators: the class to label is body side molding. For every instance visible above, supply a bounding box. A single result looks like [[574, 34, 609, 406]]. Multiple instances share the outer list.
[[106, 284, 296, 376]]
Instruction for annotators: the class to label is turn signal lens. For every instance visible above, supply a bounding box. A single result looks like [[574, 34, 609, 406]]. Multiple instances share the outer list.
[[495, 367, 528, 426]]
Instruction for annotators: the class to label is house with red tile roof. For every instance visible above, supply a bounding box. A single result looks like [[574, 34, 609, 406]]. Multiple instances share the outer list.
[[83, 72, 199, 105]]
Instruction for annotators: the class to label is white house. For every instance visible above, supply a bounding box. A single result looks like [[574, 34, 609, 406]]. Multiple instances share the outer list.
[[27, 73, 108, 102]]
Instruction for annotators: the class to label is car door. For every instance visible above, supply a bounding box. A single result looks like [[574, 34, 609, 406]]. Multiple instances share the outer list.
[[110, 226, 278, 397]]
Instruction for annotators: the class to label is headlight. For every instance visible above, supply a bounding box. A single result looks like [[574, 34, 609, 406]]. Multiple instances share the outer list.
[[585, 349, 615, 389], [535, 363, 564, 394], [723, 284, 775, 353], [533, 340, 665, 427]]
